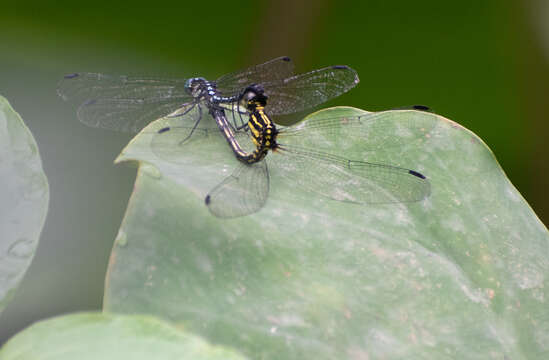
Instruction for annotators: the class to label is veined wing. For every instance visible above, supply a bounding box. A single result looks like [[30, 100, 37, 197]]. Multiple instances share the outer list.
[[150, 106, 254, 165], [206, 161, 269, 218], [58, 73, 192, 133], [215, 56, 294, 96], [270, 145, 430, 204], [263, 65, 359, 115], [278, 110, 437, 153], [150, 103, 217, 163]]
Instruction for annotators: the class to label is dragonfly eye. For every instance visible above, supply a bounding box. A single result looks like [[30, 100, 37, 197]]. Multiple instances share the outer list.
[[241, 84, 268, 110], [245, 90, 257, 101], [185, 77, 206, 97], [238, 89, 256, 108]]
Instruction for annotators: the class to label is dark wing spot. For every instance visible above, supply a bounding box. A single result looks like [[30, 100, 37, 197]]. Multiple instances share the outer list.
[[282, 56, 291, 62], [409, 170, 426, 179], [157, 127, 171, 134], [64, 73, 80, 79], [391, 105, 432, 112], [332, 65, 349, 70], [83, 99, 97, 106], [204, 195, 211, 205], [412, 105, 431, 111]]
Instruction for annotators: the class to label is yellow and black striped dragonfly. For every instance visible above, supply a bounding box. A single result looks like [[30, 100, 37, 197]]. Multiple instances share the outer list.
[[152, 86, 432, 218]]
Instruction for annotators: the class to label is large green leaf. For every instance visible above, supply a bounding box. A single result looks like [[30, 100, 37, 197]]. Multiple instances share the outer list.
[[105, 107, 548, 359], [0, 312, 247, 359], [0, 96, 49, 314]]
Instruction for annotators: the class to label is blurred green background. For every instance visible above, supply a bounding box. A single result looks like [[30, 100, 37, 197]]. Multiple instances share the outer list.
[[1, 0, 547, 344]]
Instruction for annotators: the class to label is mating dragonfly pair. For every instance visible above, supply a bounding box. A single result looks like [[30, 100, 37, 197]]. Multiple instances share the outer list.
[[58, 56, 431, 218]]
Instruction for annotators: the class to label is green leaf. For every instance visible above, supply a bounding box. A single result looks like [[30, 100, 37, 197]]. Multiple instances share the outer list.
[[0, 96, 49, 314], [0, 312, 247, 359], [105, 107, 549, 359]]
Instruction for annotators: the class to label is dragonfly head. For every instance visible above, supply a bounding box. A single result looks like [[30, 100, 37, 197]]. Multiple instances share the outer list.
[[185, 77, 207, 98], [241, 84, 268, 110]]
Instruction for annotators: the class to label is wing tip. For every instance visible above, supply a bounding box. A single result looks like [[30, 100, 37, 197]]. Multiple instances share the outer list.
[[57, 73, 81, 100], [331, 65, 360, 85], [83, 99, 97, 106], [409, 169, 426, 179], [391, 105, 432, 112], [57, 91, 69, 101], [411, 105, 431, 112]]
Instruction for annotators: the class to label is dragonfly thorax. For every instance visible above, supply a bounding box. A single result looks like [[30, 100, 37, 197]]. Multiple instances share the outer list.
[[185, 77, 234, 104]]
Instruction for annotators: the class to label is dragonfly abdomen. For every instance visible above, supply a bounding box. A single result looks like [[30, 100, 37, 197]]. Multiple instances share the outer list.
[[243, 93, 279, 163], [211, 108, 273, 164]]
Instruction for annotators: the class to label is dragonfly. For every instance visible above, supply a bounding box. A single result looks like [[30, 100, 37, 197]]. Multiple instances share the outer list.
[[152, 85, 433, 218], [57, 56, 359, 136]]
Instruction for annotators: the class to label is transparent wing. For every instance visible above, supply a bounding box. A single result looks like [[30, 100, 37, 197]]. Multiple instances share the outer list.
[[206, 161, 269, 218], [149, 103, 219, 163], [278, 110, 436, 153], [263, 65, 359, 115], [270, 146, 430, 204], [215, 56, 295, 96], [150, 106, 254, 164], [58, 73, 192, 133]]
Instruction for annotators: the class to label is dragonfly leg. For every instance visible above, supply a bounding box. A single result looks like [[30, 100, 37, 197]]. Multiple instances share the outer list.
[[158, 103, 198, 134], [226, 101, 247, 131], [237, 104, 247, 129], [236, 122, 249, 131], [177, 105, 202, 146], [167, 102, 196, 118]]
